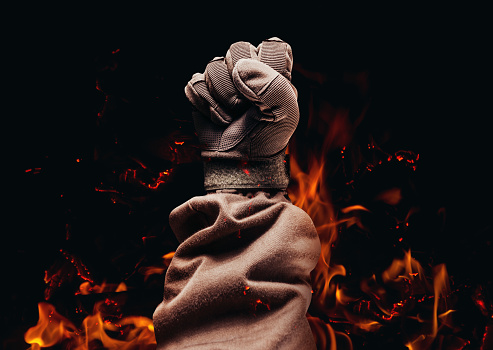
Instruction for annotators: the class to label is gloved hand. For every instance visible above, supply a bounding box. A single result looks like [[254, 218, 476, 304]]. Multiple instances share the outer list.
[[185, 37, 299, 191]]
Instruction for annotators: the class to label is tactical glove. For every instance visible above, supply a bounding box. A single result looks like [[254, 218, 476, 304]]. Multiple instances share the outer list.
[[185, 37, 299, 191]]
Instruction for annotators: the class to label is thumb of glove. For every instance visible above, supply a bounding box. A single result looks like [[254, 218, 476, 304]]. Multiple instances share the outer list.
[[232, 58, 299, 123]]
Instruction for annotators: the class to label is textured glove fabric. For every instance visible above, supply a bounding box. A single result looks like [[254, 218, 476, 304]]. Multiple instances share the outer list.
[[153, 191, 320, 349], [185, 38, 299, 191]]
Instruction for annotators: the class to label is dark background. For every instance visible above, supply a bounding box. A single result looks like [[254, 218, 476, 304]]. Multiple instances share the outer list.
[[5, 5, 492, 348]]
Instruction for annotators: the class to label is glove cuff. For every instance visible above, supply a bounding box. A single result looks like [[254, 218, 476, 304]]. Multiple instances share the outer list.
[[203, 153, 290, 192]]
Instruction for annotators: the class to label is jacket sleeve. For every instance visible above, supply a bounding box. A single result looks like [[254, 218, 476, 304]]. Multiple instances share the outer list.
[[153, 191, 321, 349]]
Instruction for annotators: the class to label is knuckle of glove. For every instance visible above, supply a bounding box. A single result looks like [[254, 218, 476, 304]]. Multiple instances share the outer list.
[[204, 57, 249, 117], [232, 58, 299, 123], [185, 72, 233, 126]]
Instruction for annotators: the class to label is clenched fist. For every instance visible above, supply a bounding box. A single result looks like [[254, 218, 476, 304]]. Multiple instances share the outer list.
[[185, 38, 299, 191]]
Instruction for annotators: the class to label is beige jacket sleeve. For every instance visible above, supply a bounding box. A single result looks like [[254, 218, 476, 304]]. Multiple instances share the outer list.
[[153, 191, 320, 349]]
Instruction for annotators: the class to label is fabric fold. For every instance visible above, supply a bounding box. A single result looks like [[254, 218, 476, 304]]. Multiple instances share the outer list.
[[153, 191, 320, 349]]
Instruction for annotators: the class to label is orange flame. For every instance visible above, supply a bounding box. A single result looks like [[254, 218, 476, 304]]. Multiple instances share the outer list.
[[25, 252, 177, 349], [25, 302, 77, 349], [405, 264, 452, 350], [25, 301, 156, 349], [77, 281, 127, 295], [289, 154, 342, 304], [139, 251, 175, 281], [288, 129, 454, 348], [78, 302, 155, 350]]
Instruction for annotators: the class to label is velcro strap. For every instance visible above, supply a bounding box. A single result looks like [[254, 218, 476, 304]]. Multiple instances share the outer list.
[[203, 153, 290, 191]]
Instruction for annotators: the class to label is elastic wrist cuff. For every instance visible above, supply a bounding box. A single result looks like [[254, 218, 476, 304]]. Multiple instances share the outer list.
[[203, 153, 290, 191]]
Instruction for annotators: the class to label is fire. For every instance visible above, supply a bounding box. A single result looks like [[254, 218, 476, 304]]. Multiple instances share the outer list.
[[289, 153, 339, 298], [77, 281, 128, 295], [25, 250, 180, 348], [25, 280, 157, 349], [78, 301, 155, 350], [405, 264, 452, 350], [288, 130, 456, 348], [139, 251, 175, 281], [289, 153, 459, 348], [24, 302, 77, 349], [25, 300, 156, 349]]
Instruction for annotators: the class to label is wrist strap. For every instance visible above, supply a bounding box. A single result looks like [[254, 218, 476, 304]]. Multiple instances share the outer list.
[[203, 153, 290, 191]]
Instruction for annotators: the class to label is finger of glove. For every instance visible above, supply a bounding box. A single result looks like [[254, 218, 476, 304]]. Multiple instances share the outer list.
[[232, 59, 299, 122], [225, 41, 258, 76], [192, 105, 260, 153], [257, 37, 293, 81], [205, 57, 249, 116], [184, 73, 233, 126]]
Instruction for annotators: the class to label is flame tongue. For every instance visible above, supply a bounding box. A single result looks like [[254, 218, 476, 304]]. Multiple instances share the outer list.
[[24, 300, 156, 349], [24, 302, 77, 348]]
